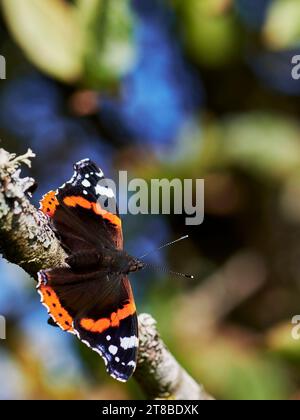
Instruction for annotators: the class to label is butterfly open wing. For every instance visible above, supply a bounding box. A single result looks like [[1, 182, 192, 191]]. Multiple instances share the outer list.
[[37, 268, 138, 382], [37, 159, 138, 382]]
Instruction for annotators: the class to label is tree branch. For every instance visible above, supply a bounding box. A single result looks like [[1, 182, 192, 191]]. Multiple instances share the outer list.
[[136, 314, 212, 400], [0, 148, 67, 275], [0, 148, 212, 400]]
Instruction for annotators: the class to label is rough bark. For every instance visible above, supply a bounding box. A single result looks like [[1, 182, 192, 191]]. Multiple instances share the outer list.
[[136, 314, 213, 400], [0, 148, 213, 400], [0, 148, 67, 275]]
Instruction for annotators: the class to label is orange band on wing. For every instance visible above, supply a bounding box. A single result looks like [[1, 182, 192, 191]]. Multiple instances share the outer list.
[[39, 191, 59, 217], [80, 300, 136, 333], [39, 284, 74, 333], [63, 196, 121, 227]]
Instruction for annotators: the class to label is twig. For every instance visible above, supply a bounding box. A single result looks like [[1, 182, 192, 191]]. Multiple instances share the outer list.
[[0, 148, 67, 275], [136, 314, 213, 400], [0, 148, 212, 400]]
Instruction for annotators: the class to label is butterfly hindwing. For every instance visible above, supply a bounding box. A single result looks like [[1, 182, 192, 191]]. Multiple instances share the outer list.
[[75, 315, 138, 382], [37, 267, 138, 382], [74, 276, 138, 382], [37, 270, 75, 334]]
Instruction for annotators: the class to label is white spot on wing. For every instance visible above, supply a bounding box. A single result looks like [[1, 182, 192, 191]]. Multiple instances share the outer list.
[[108, 345, 118, 355], [82, 179, 91, 188], [77, 158, 89, 165], [127, 361, 136, 368], [95, 184, 114, 198], [120, 336, 138, 350]]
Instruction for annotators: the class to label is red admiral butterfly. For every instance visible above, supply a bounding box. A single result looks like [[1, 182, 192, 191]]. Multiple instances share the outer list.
[[37, 159, 144, 382]]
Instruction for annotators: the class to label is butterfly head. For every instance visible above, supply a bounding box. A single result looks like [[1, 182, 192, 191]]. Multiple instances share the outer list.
[[127, 258, 145, 274]]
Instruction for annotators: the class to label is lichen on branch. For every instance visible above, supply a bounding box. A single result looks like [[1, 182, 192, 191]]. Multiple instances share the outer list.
[[0, 147, 66, 276]]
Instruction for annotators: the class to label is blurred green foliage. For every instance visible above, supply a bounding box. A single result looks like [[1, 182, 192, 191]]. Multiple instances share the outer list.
[[264, 0, 300, 49], [1, 0, 134, 86], [172, 0, 242, 67]]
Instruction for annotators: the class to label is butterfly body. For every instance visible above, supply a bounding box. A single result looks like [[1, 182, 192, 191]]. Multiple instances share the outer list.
[[37, 159, 141, 382], [65, 249, 144, 275]]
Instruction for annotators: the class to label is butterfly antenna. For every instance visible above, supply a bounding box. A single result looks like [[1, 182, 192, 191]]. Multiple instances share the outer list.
[[144, 263, 194, 280], [139, 235, 189, 259]]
